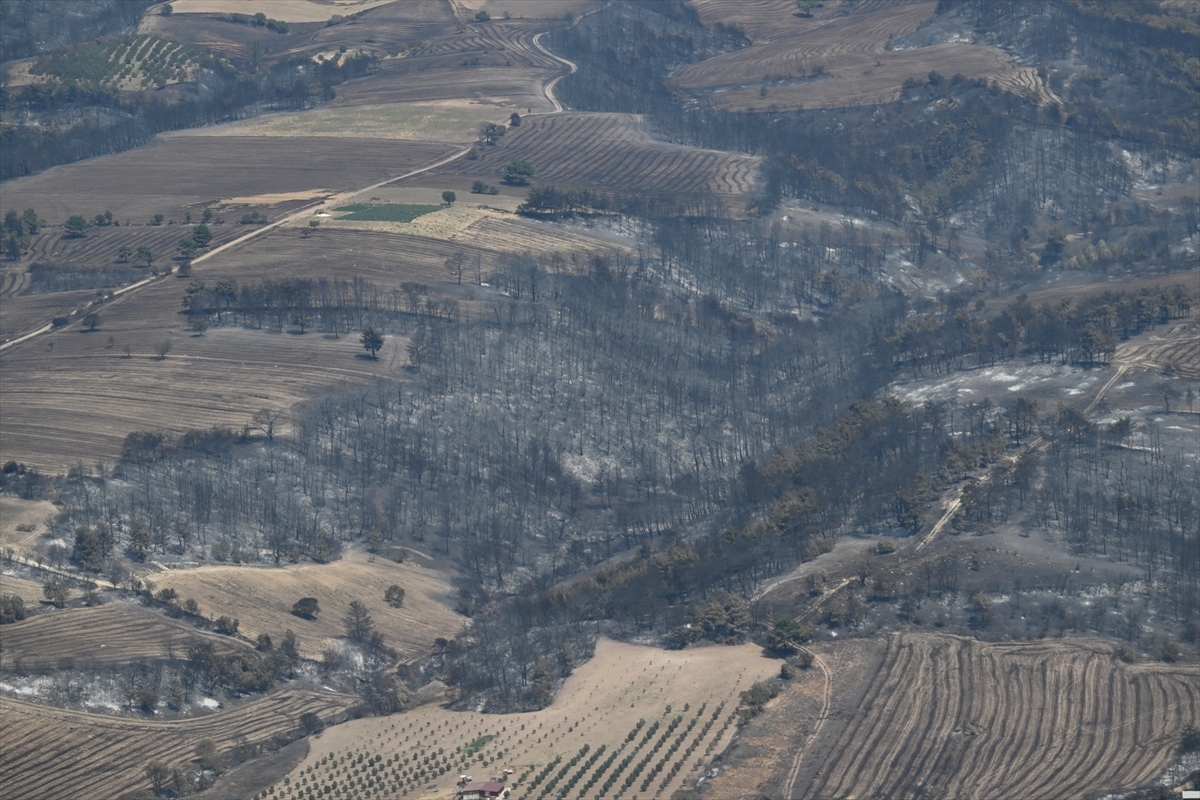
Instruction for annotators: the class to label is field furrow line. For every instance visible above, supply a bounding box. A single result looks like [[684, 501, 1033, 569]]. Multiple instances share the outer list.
[[815, 636, 918, 796]]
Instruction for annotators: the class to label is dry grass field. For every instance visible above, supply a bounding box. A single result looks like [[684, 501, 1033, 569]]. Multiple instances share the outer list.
[[680, 0, 1039, 111], [146, 549, 463, 662], [0, 601, 252, 670], [405, 112, 761, 202], [0, 136, 458, 225], [0, 575, 69, 607], [0, 498, 56, 557], [273, 637, 778, 800], [707, 633, 1199, 800], [0, 688, 359, 800], [160, 0, 399, 23]]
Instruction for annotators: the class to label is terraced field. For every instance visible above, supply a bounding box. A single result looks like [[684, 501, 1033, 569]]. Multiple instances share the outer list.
[[778, 634, 1199, 799], [0, 601, 252, 670], [0, 689, 359, 800], [409, 112, 761, 202], [682, 0, 1034, 110]]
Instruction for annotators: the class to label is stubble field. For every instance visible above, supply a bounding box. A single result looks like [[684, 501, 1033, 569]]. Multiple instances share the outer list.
[[0, 688, 359, 800], [145, 549, 463, 662]]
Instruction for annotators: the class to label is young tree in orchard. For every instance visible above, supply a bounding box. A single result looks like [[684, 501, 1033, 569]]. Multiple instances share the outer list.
[[360, 326, 384, 359]]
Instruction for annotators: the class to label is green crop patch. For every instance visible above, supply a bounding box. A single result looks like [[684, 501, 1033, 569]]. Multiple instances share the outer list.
[[464, 734, 496, 755], [30, 36, 211, 91], [333, 203, 444, 222]]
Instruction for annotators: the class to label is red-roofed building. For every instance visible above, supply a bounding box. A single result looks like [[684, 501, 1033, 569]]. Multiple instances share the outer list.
[[458, 780, 506, 799]]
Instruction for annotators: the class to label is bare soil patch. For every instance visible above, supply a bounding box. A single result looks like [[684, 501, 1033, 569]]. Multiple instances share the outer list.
[[0, 688, 358, 800], [162, 0, 398, 23], [276, 637, 779, 800], [146, 549, 462, 662]]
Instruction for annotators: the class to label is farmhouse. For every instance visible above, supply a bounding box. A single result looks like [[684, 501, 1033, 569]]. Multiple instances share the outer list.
[[457, 780, 506, 798]]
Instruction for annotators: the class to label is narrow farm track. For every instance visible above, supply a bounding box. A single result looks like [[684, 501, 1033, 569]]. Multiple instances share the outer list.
[[782, 646, 834, 799], [0, 690, 359, 800], [800, 634, 1199, 799]]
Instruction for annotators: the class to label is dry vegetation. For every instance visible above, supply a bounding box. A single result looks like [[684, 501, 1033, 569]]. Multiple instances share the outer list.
[[159, 0, 399, 23], [0, 497, 56, 557], [707, 633, 1200, 799], [0, 689, 358, 800], [146, 550, 462, 662], [681, 0, 1039, 110], [274, 638, 778, 800], [0, 601, 251, 670]]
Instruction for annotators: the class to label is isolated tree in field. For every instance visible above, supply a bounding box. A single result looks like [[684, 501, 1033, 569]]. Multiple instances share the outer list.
[[442, 190, 457, 205], [153, 339, 171, 360], [292, 597, 320, 619], [300, 711, 325, 735], [117, 245, 133, 263], [505, 158, 535, 185], [304, 219, 319, 237], [137, 246, 155, 269], [195, 739, 225, 771], [510, 112, 521, 127], [385, 584, 405, 608], [343, 599, 375, 642], [474, 9, 490, 21], [360, 326, 384, 359], [64, 215, 89, 237], [479, 121, 506, 144], [152, 213, 164, 225], [42, 577, 68, 608], [178, 237, 197, 259], [796, 0, 817, 16], [190, 315, 208, 335], [192, 223, 212, 248], [82, 313, 100, 332]]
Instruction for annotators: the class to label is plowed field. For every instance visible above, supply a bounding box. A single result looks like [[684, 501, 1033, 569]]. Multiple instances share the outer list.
[[708, 633, 1200, 799], [0, 601, 251, 670], [405, 112, 760, 201], [0, 689, 358, 800]]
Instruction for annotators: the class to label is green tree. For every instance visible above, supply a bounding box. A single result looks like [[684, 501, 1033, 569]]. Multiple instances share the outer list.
[[177, 238, 197, 258], [190, 316, 209, 335], [479, 121, 506, 144], [195, 739, 225, 771], [137, 246, 154, 269], [3, 210, 22, 236], [505, 158, 536, 185], [145, 761, 170, 791], [152, 213, 164, 226], [117, 245, 133, 263], [64, 215, 90, 237], [21, 208, 40, 234], [153, 339, 171, 360], [384, 584, 405, 608], [192, 223, 212, 248], [509, 112, 522, 127], [765, 614, 810, 654], [442, 190, 457, 205], [360, 326, 384, 359], [342, 599, 375, 642], [82, 313, 100, 332]]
